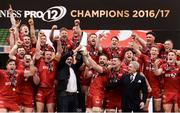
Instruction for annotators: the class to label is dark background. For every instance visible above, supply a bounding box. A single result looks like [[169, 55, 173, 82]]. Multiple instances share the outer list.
[[0, 0, 180, 29]]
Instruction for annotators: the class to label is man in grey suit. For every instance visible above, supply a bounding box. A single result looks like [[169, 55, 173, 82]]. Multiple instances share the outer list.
[[106, 61, 147, 112]]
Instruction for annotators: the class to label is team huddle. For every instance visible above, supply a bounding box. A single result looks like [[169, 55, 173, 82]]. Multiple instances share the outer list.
[[0, 5, 179, 113]]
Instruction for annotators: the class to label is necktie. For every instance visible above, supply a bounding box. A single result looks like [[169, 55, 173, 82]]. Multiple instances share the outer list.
[[130, 74, 134, 82]]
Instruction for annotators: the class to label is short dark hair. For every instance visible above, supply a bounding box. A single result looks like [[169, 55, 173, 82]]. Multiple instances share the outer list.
[[23, 35, 31, 39], [6, 59, 16, 66], [168, 51, 177, 56], [17, 46, 25, 51], [45, 45, 54, 52], [146, 31, 156, 37], [24, 53, 32, 57], [89, 33, 97, 37], [111, 36, 119, 41], [112, 56, 121, 61], [124, 47, 135, 55], [99, 54, 109, 60]]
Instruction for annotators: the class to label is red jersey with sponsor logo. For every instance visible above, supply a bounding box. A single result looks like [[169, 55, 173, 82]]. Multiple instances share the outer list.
[[40, 44, 52, 52], [16, 67, 34, 95], [88, 67, 109, 96], [15, 55, 24, 70], [105, 63, 127, 109], [141, 43, 163, 57], [0, 70, 23, 101], [87, 44, 99, 63], [36, 58, 57, 88], [160, 63, 180, 93], [140, 54, 164, 88], [109, 63, 128, 81], [53, 39, 72, 54], [23, 46, 35, 56], [159, 49, 180, 60], [71, 36, 82, 50], [103, 47, 124, 60], [159, 50, 169, 60], [122, 56, 143, 72]]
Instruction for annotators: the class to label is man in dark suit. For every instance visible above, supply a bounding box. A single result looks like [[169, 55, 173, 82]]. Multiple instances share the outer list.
[[55, 51, 83, 112], [106, 61, 147, 112]]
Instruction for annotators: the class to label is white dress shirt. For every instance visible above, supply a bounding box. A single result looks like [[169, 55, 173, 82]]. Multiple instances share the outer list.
[[66, 67, 77, 92], [130, 72, 137, 82]]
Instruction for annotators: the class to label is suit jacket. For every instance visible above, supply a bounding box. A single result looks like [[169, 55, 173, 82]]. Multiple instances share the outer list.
[[106, 73, 147, 112], [56, 52, 83, 93]]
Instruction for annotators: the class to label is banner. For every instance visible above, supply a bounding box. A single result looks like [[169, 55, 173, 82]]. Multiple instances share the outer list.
[[0, 0, 180, 29]]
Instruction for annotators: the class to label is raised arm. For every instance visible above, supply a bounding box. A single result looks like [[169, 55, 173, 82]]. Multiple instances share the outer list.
[[86, 53, 104, 73], [9, 44, 18, 60], [82, 50, 91, 67], [35, 32, 42, 60], [14, 21, 20, 43], [9, 19, 21, 48], [8, 5, 16, 27], [9, 28, 15, 48], [74, 19, 82, 35], [96, 34, 103, 52], [54, 39, 63, 62], [131, 41, 142, 57], [9, 40, 23, 60], [97, 34, 103, 53], [132, 32, 147, 48], [49, 25, 57, 42], [28, 18, 37, 45]]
